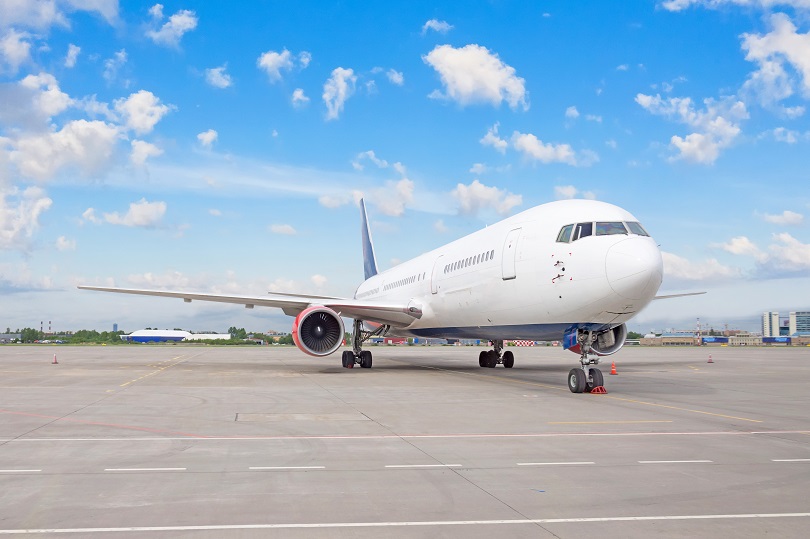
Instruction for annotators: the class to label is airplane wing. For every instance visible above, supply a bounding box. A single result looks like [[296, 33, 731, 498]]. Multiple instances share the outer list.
[[77, 286, 420, 327], [653, 292, 707, 300]]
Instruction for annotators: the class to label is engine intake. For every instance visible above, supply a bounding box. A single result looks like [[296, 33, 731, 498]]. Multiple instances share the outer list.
[[292, 306, 345, 357]]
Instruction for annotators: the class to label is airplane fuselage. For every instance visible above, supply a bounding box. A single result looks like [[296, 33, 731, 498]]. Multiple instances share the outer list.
[[353, 199, 663, 341]]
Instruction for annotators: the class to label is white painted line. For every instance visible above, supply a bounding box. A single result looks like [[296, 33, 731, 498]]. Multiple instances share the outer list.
[[385, 464, 462, 468], [0, 469, 41, 473], [248, 466, 325, 470], [104, 468, 187, 472], [1, 513, 809, 534], [638, 460, 713, 464], [772, 459, 810, 462], [517, 461, 594, 466]]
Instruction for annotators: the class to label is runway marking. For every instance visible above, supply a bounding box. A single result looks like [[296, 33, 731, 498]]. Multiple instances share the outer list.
[[1, 513, 808, 534], [638, 460, 713, 464], [249, 466, 325, 470], [119, 354, 192, 388], [7, 430, 810, 442], [0, 469, 41, 473], [517, 461, 594, 466], [104, 468, 186, 472], [772, 459, 810, 462], [385, 464, 462, 468], [548, 420, 672, 425]]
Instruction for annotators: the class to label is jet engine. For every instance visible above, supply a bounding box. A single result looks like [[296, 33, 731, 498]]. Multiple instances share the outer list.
[[564, 324, 627, 356], [291, 306, 345, 357]]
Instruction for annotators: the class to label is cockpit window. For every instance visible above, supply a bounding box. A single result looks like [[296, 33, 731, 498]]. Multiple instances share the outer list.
[[596, 222, 628, 236], [626, 221, 649, 236], [556, 224, 574, 243], [573, 222, 593, 241]]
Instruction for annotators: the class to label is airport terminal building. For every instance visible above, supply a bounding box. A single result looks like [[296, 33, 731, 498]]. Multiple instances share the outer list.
[[121, 330, 231, 343]]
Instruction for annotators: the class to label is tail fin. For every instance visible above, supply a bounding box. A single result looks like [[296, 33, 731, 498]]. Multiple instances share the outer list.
[[360, 198, 378, 280]]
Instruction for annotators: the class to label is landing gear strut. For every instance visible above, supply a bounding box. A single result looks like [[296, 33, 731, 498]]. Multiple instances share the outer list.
[[568, 330, 604, 393], [477, 340, 515, 369], [342, 319, 389, 369]]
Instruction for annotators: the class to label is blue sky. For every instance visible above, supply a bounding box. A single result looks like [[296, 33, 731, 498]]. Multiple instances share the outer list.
[[1, 0, 809, 335]]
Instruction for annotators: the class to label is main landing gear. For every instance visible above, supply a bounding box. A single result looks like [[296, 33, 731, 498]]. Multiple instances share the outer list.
[[567, 330, 605, 393], [478, 340, 515, 369], [342, 319, 389, 369]]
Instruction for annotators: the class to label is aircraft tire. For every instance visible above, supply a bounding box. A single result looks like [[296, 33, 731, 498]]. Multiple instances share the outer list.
[[587, 368, 604, 391], [568, 368, 586, 393], [341, 351, 353, 368], [503, 351, 515, 368], [479, 351, 487, 367], [486, 351, 498, 368], [359, 350, 373, 368]]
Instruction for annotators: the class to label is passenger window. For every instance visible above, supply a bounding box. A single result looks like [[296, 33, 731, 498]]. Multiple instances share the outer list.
[[626, 221, 650, 236], [595, 222, 628, 236], [490, 249, 495, 259], [574, 222, 593, 241], [556, 224, 574, 243]]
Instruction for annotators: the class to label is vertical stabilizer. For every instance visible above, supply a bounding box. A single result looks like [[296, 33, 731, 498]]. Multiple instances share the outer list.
[[360, 199, 378, 280]]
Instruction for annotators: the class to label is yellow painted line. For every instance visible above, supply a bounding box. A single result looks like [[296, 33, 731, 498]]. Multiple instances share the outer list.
[[119, 354, 194, 388], [548, 420, 673, 425], [602, 395, 762, 423], [409, 362, 762, 423]]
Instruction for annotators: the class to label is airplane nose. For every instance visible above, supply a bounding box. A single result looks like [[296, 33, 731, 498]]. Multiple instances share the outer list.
[[605, 237, 663, 301]]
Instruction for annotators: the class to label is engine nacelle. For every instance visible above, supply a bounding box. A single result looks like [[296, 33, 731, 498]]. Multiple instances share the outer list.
[[292, 306, 345, 357], [563, 324, 627, 356]]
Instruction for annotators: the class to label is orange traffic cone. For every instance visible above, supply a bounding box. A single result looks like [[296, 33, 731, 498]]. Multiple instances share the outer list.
[[707, 354, 713, 364], [52, 354, 58, 365], [609, 361, 617, 375]]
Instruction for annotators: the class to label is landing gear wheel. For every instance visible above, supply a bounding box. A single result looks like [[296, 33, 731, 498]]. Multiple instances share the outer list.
[[359, 350, 373, 369], [585, 368, 604, 392], [503, 351, 515, 369], [478, 351, 487, 368], [568, 368, 586, 393], [341, 350, 354, 368], [483, 350, 496, 368]]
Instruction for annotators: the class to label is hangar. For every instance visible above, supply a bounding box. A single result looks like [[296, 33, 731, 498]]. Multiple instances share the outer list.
[[121, 330, 231, 343]]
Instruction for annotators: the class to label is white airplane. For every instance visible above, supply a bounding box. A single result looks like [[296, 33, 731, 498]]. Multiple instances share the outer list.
[[80, 198, 684, 393]]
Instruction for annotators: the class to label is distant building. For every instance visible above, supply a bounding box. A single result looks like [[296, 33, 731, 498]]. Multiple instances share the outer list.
[[789, 312, 810, 336], [0, 333, 21, 343], [113, 323, 118, 333], [121, 330, 231, 343], [762, 312, 780, 338]]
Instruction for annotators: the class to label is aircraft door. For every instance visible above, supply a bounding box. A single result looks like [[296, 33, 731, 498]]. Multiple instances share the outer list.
[[431, 255, 444, 294], [501, 228, 522, 280]]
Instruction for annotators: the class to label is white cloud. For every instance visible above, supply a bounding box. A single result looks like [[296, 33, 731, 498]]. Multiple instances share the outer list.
[[0, 185, 52, 250], [386, 69, 404, 86], [126, 270, 193, 289], [760, 209, 804, 225], [772, 127, 801, 143], [480, 122, 508, 153], [323, 67, 356, 120], [586, 114, 602, 122], [64, 43, 80, 68], [351, 150, 388, 171], [130, 139, 162, 165], [19, 72, 73, 118], [661, 251, 740, 281], [102, 49, 127, 82], [767, 232, 810, 272], [318, 194, 351, 208], [81, 207, 101, 225], [423, 44, 528, 110], [0, 0, 118, 29], [197, 129, 217, 148], [511, 131, 578, 165], [1, 29, 31, 72], [114, 90, 171, 134], [311, 274, 327, 288], [616, 64, 629, 71], [606, 139, 618, 149], [9, 119, 120, 181], [434, 219, 448, 233], [291, 88, 309, 107], [421, 19, 453, 34], [208, 208, 222, 217], [270, 223, 297, 235], [55, 235, 75, 251], [363, 178, 414, 217], [205, 64, 232, 89], [146, 6, 198, 47], [635, 93, 748, 164], [452, 179, 521, 216], [554, 185, 597, 200], [469, 163, 487, 174], [565, 105, 580, 118], [103, 198, 166, 228], [713, 235, 767, 261], [298, 51, 312, 68], [662, 0, 810, 12], [257, 49, 293, 82]]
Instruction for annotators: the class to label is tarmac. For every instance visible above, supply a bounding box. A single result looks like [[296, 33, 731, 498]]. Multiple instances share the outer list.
[[1, 344, 809, 538]]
